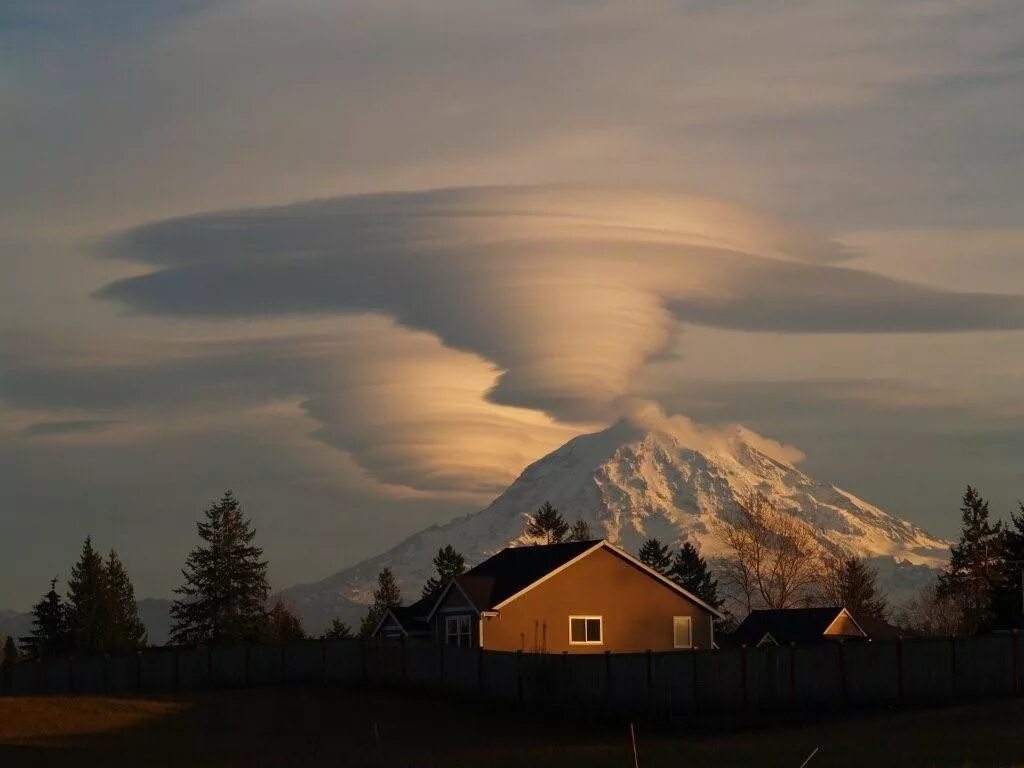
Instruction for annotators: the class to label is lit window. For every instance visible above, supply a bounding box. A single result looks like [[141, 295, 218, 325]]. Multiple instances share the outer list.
[[673, 616, 692, 649], [445, 615, 472, 646], [569, 616, 602, 645]]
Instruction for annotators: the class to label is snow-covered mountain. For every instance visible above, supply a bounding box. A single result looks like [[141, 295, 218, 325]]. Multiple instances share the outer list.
[[281, 406, 949, 632]]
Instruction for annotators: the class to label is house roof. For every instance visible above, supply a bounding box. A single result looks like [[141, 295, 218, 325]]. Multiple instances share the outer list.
[[427, 539, 724, 619], [732, 607, 889, 646], [456, 540, 602, 612], [372, 594, 435, 637]]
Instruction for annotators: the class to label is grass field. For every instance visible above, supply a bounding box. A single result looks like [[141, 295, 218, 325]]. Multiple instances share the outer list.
[[2, 686, 1024, 767]]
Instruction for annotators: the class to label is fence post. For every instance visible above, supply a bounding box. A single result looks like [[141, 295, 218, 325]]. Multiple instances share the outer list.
[[438, 641, 444, 690], [896, 636, 904, 703], [478, 649, 485, 697], [244, 645, 251, 688], [691, 650, 699, 715], [605, 650, 612, 716], [787, 643, 796, 709], [646, 650, 653, 718], [68, 657, 75, 694], [516, 650, 524, 705], [1013, 630, 1020, 695], [136, 651, 142, 693], [206, 644, 213, 689], [950, 636, 957, 700], [400, 635, 406, 685], [740, 645, 748, 710], [321, 638, 327, 686], [838, 642, 847, 708]]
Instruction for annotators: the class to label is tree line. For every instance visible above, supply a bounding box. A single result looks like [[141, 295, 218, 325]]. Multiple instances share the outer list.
[[9, 483, 1023, 664]]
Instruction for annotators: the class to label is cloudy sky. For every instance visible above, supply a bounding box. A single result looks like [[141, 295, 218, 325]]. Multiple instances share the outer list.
[[2, 0, 1024, 609]]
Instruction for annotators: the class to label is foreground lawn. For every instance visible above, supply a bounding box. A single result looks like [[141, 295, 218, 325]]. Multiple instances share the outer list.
[[2, 686, 1024, 767]]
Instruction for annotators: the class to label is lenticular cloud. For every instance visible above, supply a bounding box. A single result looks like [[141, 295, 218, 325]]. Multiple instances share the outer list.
[[100, 186, 1024, 425]]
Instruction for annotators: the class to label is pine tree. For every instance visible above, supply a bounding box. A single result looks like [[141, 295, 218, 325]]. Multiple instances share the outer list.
[[66, 536, 110, 656], [2, 635, 18, 666], [992, 502, 1024, 630], [638, 538, 672, 575], [567, 518, 593, 542], [21, 578, 70, 660], [421, 545, 467, 600], [525, 502, 569, 545], [170, 491, 270, 645], [262, 601, 306, 643], [105, 551, 147, 651], [322, 618, 354, 640], [937, 485, 1002, 633], [670, 542, 722, 609], [359, 567, 401, 637], [822, 555, 888, 621]]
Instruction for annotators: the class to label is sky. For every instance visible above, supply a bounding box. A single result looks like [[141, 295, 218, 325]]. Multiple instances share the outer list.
[[2, 0, 1024, 609]]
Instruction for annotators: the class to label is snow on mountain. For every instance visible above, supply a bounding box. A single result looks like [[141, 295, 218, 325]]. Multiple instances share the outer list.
[[281, 404, 949, 632]]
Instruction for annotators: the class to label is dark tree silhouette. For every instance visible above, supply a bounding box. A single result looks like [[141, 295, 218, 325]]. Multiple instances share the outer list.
[[567, 518, 593, 542], [322, 618, 354, 640], [21, 578, 71, 660], [525, 502, 569, 545], [2, 635, 18, 666], [262, 601, 306, 643], [360, 567, 402, 637], [66, 537, 109, 656], [105, 550, 147, 651], [992, 502, 1024, 629], [422, 545, 467, 600], [937, 485, 1002, 633], [170, 491, 270, 645], [638, 538, 672, 575], [822, 555, 889, 621], [670, 542, 722, 609]]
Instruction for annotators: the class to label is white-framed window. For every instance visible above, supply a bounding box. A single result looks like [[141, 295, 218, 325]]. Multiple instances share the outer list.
[[673, 616, 693, 649], [445, 614, 472, 646], [569, 616, 603, 645]]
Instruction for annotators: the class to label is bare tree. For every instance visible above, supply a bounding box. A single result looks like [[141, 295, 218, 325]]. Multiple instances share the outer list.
[[715, 491, 824, 613], [894, 582, 966, 637]]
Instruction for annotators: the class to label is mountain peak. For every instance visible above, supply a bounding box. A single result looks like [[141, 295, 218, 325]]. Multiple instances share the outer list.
[[280, 409, 948, 633]]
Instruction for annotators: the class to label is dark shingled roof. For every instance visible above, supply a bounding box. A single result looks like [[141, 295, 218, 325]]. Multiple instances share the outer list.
[[455, 540, 601, 611], [732, 607, 855, 646]]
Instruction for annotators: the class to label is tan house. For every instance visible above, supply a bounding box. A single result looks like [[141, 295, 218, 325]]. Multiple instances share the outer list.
[[375, 539, 723, 653]]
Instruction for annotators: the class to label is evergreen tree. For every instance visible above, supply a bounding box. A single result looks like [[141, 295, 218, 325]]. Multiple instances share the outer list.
[[3, 635, 18, 666], [670, 542, 722, 610], [823, 555, 888, 621], [66, 536, 110, 656], [262, 601, 306, 643], [170, 491, 270, 645], [21, 578, 70, 660], [567, 518, 593, 542], [359, 567, 402, 637], [638, 538, 672, 575], [937, 485, 1002, 633], [992, 502, 1024, 629], [525, 502, 569, 545], [421, 545, 467, 600], [322, 618, 354, 640], [105, 551, 147, 651]]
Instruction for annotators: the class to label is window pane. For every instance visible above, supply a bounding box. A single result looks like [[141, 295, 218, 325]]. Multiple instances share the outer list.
[[570, 618, 586, 642], [673, 616, 692, 648], [586, 618, 602, 642]]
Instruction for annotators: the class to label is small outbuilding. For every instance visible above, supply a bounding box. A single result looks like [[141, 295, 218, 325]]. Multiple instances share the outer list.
[[731, 606, 900, 647]]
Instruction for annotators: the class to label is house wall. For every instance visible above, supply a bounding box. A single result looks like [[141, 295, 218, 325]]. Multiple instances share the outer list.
[[824, 611, 864, 639], [479, 547, 714, 653]]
